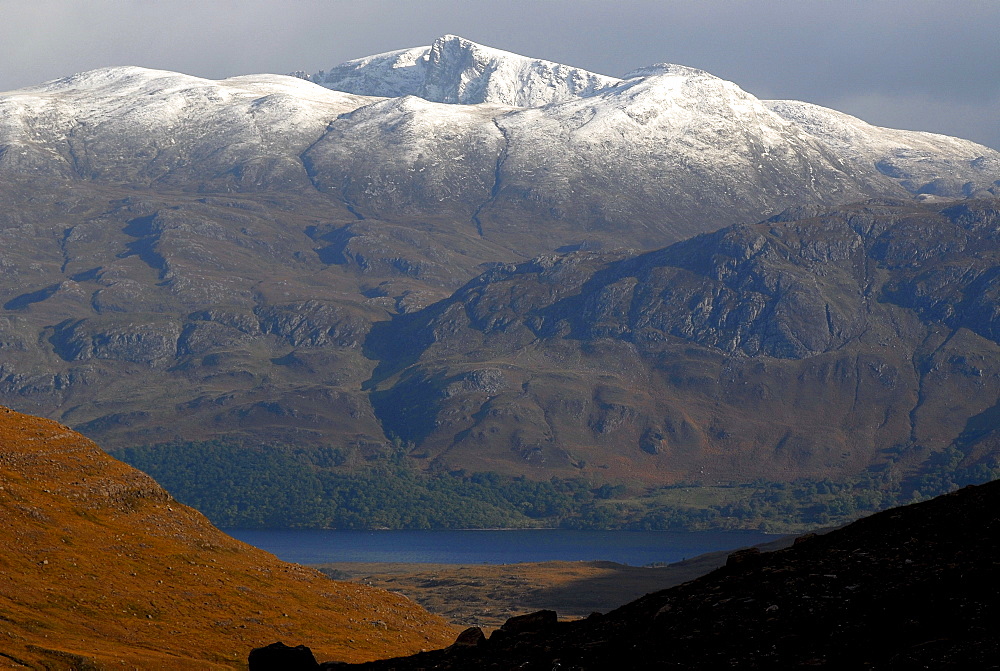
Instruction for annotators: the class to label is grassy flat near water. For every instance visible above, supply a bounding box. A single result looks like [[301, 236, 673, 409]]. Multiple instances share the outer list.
[[315, 533, 795, 631]]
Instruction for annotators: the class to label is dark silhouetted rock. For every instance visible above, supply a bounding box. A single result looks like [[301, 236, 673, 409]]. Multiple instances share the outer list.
[[450, 626, 486, 648], [725, 547, 760, 566], [498, 609, 558, 635], [249, 642, 320, 671]]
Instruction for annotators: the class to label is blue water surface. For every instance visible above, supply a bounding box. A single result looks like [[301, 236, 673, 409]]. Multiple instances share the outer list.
[[224, 528, 781, 566]]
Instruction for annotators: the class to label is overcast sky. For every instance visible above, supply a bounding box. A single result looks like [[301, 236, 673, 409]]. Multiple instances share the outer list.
[[1, 0, 997, 149]]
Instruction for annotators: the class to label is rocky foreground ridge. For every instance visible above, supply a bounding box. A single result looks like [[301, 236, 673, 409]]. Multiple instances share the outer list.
[[281, 479, 999, 669], [0, 406, 453, 668]]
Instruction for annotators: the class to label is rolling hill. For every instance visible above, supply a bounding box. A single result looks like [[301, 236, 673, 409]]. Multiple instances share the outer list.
[[0, 406, 453, 667]]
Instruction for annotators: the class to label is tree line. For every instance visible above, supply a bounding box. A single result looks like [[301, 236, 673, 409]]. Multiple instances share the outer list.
[[111, 440, 1000, 532]]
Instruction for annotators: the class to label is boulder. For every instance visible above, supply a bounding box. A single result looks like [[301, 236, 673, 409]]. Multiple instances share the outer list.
[[249, 642, 320, 670]]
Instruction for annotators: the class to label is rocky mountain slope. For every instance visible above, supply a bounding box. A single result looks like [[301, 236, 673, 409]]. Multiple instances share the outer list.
[[364, 197, 1000, 485], [0, 405, 453, 668], [328, 479, 1000, 669], [0, 37, 999, 508]]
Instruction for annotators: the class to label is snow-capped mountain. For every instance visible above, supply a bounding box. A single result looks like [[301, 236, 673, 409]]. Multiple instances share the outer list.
[[2, 36, 1000, 494], [305, 34, 622, 107], [0, 66, 369, 190], [301, 51, 1000, 247], [765, 99, 1000, 197], [2, 36, 999, 250]]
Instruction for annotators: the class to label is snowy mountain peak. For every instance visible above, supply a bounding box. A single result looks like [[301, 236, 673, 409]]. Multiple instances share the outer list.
[[24, 66, 213, 97], [622, 63, 709, 80], [309, 35, 622, 107], [2, 40, 998, 239]]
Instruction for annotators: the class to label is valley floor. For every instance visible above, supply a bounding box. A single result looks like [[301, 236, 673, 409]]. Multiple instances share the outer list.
[[313, 534, 794, 630]]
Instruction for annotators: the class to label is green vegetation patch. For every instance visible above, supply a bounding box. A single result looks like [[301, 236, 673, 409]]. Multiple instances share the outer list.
[[111, 441, 1000, 532], [111, 440, 593, 529]]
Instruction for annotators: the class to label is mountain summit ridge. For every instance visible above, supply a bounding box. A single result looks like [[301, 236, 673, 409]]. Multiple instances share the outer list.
[[2, 36, 996, 245], [305, 34, 623, 107]]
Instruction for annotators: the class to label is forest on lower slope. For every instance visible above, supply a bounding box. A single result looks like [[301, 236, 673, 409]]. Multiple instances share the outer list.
[[112, 439, 1000, 532]]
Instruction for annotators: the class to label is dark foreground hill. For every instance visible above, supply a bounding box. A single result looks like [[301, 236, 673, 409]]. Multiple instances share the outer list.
[[0, 406, 453, 668], [323, 479, 1000, 670]]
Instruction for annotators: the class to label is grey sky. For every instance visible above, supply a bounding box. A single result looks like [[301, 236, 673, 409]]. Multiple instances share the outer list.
[[1, 0, 997, 149]]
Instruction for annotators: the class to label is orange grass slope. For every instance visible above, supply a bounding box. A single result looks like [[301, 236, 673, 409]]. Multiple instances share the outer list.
[[0, 407, 455, 669]]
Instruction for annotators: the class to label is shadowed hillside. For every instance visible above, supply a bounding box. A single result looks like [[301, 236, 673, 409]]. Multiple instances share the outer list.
[[0, 406, 454, 668], [335, 479, 1000, 669]]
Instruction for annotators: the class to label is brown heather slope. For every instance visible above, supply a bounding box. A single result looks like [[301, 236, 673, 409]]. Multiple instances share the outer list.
[[0, 406, 454, 669]]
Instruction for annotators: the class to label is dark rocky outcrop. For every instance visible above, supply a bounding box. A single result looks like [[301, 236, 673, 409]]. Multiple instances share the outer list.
[[449, 627, 486, 649], [495, 609, 558, 636]]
